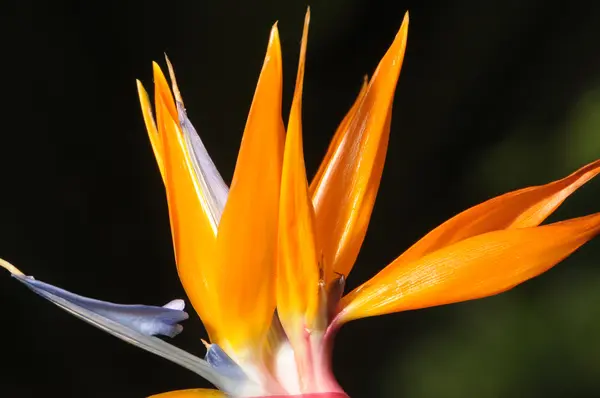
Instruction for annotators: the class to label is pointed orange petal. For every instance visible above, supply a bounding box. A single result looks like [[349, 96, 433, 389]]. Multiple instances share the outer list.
[[394, 159, 600, 266], [136, 80, 165, 181], [339, 212, 600, 322], [163, 57, 229, 230], [277, 9, 321, 332], [309, 75, 368, 195], [310, 13, 409, 285], [212, 25, 284, 351], [153, 61, 179, 121], [148, 389, 225, 398], [153, 66, 219, 339]]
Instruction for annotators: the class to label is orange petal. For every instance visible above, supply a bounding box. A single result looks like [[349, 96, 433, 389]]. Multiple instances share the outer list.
[[136, 80, 165, 181], [153, 61, 179, 121], [309, 75, 368, 195], [163, 56, 229, 229], [212, 25, 284, 351], [153, 65, 220, 339], [310, 13, 409, 285], [277, 9, 321, 332], [148, 389, 225, 398], [339, 212, 600, 322], [393, 159, 600, 267]]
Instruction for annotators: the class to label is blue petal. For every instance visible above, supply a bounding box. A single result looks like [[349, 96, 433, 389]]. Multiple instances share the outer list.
[[14, 275, 188, 338], [205, 343, 248, 380], [5, 271, 243, 393]]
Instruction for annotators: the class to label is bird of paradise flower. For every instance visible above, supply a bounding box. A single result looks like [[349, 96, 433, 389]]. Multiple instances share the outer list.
[[2, 9, 600, 398]]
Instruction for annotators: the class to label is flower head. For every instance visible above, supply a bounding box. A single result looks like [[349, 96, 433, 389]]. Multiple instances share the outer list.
[[3, 8, 600, 398]]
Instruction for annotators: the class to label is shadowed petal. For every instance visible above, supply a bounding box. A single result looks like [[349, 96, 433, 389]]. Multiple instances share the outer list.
[[309, 76, 368, 195], [277, 9, 321, 333], [339, 213, 600, 322], [393, 159, 600, 266], [310, 13, 409, 285], [149, 390, 225, 398], [212, 24, 285, 351]]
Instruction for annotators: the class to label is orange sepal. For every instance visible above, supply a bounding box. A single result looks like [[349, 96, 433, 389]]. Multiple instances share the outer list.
[[393, 159, 600, 267], [136, 80, 165, 181], [310, 13, 409, 285], [153, 65, 219, 339], [153, 61, 179, 121], [148, 389, 225, 398], [309, 76, 368, 195], [277, 9, 321, 331], [339, 212, 600, 322], [212, 24, 285, 351]]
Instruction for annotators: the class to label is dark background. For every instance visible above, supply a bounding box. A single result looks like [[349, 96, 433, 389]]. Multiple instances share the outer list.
[[2, 0, 600, 397]]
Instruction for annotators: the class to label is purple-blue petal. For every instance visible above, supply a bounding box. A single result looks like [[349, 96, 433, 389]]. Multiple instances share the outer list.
[[177, 101, 229, 225], [205, 343, 247, 380], [14, 274, 188, 338]]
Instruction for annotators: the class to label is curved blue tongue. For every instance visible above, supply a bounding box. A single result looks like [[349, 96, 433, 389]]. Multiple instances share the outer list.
[[14, 274, 189, 338], [0, 258, 235, 392]]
